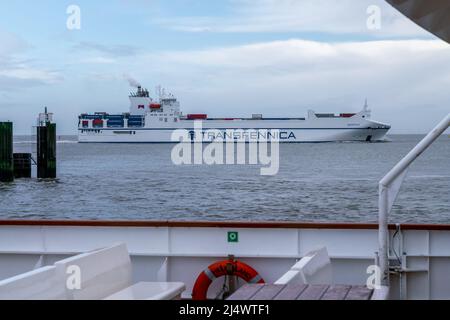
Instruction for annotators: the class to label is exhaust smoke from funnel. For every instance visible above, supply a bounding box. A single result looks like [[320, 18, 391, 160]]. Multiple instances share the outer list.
[[124, 74, 141, 88]]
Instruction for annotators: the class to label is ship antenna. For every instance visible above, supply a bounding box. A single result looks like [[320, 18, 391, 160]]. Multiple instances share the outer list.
[[156, 85, 162, 100]]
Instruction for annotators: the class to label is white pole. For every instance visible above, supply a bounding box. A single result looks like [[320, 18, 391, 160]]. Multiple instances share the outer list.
[[378, 113, 450, 285], [379, 184, 389, 285]]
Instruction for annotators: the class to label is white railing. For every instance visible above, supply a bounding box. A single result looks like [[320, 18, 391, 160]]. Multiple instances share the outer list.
[[378, 113, 450, 286]]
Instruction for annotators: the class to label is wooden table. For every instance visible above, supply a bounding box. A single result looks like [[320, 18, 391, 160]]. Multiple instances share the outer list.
[[227, 284, 373, 300]]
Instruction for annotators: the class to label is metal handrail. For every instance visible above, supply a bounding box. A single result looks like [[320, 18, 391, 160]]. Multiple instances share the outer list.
[[378, 113, 450, 286]]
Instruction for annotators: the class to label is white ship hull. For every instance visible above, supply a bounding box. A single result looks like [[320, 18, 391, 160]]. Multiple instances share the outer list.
[[78, 126, 389, 143]]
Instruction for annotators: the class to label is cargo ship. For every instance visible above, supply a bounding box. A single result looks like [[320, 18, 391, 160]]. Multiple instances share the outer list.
[[78, 86, 391, 143]]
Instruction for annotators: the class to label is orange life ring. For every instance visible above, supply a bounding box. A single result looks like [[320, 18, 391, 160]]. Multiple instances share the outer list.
[[192, 258, 265, 300]]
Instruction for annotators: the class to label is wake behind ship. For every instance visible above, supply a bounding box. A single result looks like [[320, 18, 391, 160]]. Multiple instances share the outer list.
[[78, 86, 390, 143]]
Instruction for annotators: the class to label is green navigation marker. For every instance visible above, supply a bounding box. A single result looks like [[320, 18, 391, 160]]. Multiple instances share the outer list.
[[228, 231, 239, 243]]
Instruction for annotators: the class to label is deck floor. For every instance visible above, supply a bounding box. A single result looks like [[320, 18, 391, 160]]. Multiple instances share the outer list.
[[227, 284, 373, 300]]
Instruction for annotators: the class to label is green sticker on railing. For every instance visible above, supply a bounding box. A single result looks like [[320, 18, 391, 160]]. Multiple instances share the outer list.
[[228, 231, 239, 243]]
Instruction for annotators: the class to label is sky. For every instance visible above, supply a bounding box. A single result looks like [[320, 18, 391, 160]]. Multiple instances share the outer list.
[[0, 0, 449, 134]]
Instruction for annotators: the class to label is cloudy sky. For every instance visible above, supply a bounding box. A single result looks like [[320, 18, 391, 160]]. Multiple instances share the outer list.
[[0, 0, 449, 134]]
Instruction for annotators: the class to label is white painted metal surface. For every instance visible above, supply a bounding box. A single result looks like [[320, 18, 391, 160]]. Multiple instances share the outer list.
[[0, 242, 188, 300], [54, 243, 132, 300], [0, 265, 66, 300], [275, 247, 332, 285], [387, 0, 450, 43], [78, 126, 390, 143], [1, 223, 450, 299], [104, 282, 185, 300], [378, 114, 450, 286]]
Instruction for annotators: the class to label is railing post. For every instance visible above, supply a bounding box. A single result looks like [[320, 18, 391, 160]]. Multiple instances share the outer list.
[[378, 113, 450, 287], [379, 184, 390, 286]]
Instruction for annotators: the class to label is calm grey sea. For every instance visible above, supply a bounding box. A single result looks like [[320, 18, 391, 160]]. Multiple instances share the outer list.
[[1, 135, 449, 223]]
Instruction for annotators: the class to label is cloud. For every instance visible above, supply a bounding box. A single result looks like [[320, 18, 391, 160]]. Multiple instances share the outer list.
[[156, 0, 430, 38], [0, 30, 30, 57], [74, 41, 140, 57], [121, 38, 450, 133], [84, 72, 121, 82], [142, 38, 449, 76], [0, 68, 62, 83], [0, 30, 63, 90], [81, 57, 117, 64]]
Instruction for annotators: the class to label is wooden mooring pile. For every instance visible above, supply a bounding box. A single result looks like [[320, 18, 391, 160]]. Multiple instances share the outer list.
[[0, 109, 56, 182]]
